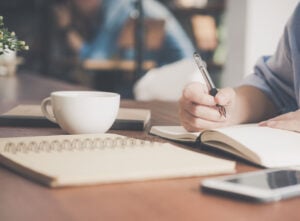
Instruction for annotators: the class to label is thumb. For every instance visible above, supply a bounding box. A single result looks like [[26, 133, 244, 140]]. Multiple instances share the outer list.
[[214, 87, 236, 106]]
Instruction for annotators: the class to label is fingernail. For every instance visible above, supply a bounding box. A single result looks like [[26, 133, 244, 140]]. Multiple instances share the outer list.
[[266, 121, 276, 126], [259, 121, 276, 127], [258, 121, 266, 126]]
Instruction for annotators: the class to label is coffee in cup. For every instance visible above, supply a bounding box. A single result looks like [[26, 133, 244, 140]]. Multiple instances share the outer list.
[[41, 91, 120, 134]]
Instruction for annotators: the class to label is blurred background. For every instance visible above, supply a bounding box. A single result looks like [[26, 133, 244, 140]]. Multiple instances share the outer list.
[[0, 0, 298, 99]]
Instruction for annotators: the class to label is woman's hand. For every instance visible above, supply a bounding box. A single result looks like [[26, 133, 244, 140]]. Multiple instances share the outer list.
[[179, 82, 237, 132], [259, 110, 300, 133]]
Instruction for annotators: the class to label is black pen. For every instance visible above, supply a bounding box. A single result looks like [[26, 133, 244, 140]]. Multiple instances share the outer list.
[[193, 52, 226, 118]]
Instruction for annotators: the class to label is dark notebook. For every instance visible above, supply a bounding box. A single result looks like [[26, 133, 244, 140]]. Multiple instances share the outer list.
[[0, 105, 151, 131]]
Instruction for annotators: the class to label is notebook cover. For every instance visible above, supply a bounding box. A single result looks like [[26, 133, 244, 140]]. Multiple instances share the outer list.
[[0, 115, 147, 131], [0, 104, 150, 131]]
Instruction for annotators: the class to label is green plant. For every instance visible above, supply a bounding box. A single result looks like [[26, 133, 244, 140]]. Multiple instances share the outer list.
[[0, 16, 29, 55]]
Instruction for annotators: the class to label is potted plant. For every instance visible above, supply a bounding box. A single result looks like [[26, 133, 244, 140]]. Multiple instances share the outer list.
[[0, 16, 29, 76]]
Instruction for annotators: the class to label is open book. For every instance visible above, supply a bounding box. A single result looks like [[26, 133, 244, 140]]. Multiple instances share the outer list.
[[150, 124, 300, 168], [0, 133, 235, 187], [0, 105, 151, 130]]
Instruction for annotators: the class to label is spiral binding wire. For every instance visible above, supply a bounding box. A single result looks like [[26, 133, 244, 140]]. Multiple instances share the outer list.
[[1, 137, 155, 154]]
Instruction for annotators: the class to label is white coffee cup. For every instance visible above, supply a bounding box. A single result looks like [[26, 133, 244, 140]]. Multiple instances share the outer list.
[[41, 91, 120, 134]]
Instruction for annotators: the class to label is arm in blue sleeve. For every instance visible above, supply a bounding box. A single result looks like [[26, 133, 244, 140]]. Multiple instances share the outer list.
[[158, 16, 195, 66], [241, 8, 298, 114]]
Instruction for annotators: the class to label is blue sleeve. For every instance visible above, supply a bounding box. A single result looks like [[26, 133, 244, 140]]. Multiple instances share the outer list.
[[79, 0, 132, 60], [143, 0, 195, 66], [79, 0, 194, 65], [158, 15, 194, 65], [241, 4, 300, 114]]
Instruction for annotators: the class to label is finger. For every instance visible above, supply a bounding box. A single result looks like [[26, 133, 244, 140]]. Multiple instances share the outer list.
[[182, 100, 226, 122], [182, 82, 215, 106], [181, 109, 226, 130], [264, 112, 296, 122], [259, 112, 295, 126], [179, 104, 202, 129], [215, 87, 236, 106], [179, 97, 226, 122], [181, 121, 202, 132], [260, 120, 300, 133]]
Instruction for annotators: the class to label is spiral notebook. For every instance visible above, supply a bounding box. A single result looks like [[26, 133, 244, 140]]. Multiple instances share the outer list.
[[0, 133, 235, 187]]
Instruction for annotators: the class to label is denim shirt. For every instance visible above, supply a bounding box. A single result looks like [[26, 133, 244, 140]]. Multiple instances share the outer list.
[[80, 0, 194, 67], [242, 3, 300, 114]]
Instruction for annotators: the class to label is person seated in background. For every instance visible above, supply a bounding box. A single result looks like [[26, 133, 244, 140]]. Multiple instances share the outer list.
[[54, 0, 194, 68], [179, 3, 300, 133]]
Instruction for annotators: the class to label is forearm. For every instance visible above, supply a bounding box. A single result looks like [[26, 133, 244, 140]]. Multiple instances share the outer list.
[[232, 85, 278, 124]]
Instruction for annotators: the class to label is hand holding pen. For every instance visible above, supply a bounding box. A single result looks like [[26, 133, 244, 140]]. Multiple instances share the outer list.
[[193, 52, 226, 118]]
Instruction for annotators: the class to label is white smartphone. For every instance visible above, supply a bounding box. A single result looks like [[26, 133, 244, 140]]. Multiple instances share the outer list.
[[201, 168, 300, 202]]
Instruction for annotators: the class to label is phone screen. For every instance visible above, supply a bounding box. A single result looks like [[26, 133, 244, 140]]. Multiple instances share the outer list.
[[226, 169, 300, 190]]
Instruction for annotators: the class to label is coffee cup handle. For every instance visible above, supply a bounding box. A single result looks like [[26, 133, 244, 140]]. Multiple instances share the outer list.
[[41, 97, 57, 123]]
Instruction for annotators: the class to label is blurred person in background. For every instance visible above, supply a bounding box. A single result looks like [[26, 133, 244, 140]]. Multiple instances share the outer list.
[[54, 0, 194, 67]]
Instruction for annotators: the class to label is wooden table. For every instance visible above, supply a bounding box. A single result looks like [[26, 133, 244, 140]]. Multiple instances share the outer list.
[[0, 71, 300, 221]]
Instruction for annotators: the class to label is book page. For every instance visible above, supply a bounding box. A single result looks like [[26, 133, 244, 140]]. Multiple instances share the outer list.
[[202, 124, 300, 168], [0, 133, 235, 187], [150, 126, 200, 142]]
